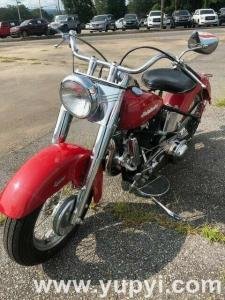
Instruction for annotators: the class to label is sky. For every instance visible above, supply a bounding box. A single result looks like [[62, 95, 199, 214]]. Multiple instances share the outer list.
[[0, 0, 63, 9]]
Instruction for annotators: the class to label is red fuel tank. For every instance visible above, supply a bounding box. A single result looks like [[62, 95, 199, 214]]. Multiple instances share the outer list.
[[119, 88, 163, 130]]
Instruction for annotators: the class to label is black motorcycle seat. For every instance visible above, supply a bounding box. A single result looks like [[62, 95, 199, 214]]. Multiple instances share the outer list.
[[142, 68, 197, 94]]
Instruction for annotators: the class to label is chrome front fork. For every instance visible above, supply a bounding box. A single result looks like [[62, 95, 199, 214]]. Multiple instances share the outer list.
[[52, 105, 73, 144], [52, 91, 123, 225], [70, 96, 122, 224]]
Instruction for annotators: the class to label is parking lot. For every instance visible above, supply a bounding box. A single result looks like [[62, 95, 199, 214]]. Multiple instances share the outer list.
[[1, 27, 225, 298]]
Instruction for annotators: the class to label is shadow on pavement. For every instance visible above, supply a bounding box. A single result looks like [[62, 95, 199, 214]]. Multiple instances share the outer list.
[[43, 203, 185, 283], [162, 126, 225, 228], [43, 126, 225, 283]]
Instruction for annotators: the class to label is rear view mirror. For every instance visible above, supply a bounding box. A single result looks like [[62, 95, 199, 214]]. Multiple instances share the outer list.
[[188, 31, 219, 54]]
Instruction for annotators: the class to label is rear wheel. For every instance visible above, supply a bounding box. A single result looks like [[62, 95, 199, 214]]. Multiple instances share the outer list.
[[3, 184, 92, 266]]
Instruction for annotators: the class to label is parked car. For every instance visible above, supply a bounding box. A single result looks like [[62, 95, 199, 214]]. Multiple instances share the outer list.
[[144, 18, 148, 27], [0, 21, 10, 38], [85, 23, 90, 30], [89, 14, 116, 32], [192, 9, 219, 27], [147, 10, 167, 29], [122, 14, 139, 30], [218, 8, 225, 25], [48, 14, 81, 34], [165, 14, 172, 26], [170, 10, 193, 28], [9, 20, 20, 27], [139, 18, 146, 27], [10, 19, 48, 38], [115, 18, 124, 30]]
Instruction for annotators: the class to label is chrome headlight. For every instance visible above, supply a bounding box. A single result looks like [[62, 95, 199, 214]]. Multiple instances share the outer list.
[[60, 76, 98, 119]]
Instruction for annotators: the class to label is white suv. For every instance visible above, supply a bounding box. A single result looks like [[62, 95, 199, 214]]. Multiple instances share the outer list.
[[147, 11, 167, 29], [192, 9, 219, 26]]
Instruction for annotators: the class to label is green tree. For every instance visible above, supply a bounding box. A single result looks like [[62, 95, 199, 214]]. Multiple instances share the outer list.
[[31, 8, 53, 21], [95, 0, 126, 18], [0, 5, 32, 22], [128, 0, 154, 16], [95, 0, 108, 14], [62, 0, 95, 23], [128, 0, 225, 16]]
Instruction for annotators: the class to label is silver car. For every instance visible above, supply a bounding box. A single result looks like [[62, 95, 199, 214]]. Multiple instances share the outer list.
[[90, 14, 116, 32], [49, 14, 81, 34]]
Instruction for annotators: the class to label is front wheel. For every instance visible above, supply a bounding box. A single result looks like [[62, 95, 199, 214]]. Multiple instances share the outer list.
[[3, 185, 91, 266]]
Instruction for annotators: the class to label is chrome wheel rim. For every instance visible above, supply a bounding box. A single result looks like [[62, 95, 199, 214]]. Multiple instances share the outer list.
[[33, 184, 76, 251]]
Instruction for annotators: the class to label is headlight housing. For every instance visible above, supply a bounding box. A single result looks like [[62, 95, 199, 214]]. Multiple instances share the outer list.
[[60, 76, 99, 119]]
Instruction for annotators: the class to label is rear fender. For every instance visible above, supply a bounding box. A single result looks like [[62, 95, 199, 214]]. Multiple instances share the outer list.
[[164, 74, 211, 112], [0, 143, 103, 219]]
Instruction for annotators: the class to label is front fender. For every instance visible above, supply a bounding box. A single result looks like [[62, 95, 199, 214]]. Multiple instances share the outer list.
[[0, 143, 103, 219]]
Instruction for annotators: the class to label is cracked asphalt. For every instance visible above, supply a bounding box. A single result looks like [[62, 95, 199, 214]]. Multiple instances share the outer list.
[[1, 29, 225, 299]]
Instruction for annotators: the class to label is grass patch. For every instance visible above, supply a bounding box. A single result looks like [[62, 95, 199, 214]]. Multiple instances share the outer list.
[[200, 225, 225, 243], [112, 202, 225, 245], [0, 56, 25, 63], [215, 98, 225, 108], [27, 58, 40, 61], [0, 56, 43, 64], [0, 213, 6, 225]]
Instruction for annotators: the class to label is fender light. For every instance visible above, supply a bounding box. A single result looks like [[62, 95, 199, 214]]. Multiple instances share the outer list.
[[60, 78, 98, 119]]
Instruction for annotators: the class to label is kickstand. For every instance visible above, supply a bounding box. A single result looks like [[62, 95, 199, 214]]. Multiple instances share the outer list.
[[151, 196, 182, 221]]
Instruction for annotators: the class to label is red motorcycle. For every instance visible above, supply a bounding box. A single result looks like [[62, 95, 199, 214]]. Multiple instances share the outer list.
[[0, 31, 218, 266]]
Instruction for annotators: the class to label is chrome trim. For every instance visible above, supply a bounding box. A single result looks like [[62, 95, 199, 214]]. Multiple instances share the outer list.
[[52, 105, 73, 144], [87, 56, 98, 76], [60, 74, 101, 120], [71, 84, 127, 224]]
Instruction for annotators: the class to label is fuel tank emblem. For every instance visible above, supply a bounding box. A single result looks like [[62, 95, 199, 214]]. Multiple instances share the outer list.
[[141, 104, 160, 118]]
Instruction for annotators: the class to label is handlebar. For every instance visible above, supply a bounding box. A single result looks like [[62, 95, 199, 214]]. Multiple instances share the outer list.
[[69, 30, 174, 74], [68, 30, 206, 88]]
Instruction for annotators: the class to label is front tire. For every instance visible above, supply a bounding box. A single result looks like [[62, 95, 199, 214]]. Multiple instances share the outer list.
[[3, 189, 91, 266]]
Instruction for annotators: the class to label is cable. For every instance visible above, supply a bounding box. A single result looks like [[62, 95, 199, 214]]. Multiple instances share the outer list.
[[119, 46, 175, 66], [76, 36, 108, 62], [76, 36, 108, 77]]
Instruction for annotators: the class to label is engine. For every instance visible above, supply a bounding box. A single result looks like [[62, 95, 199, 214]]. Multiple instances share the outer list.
[[106, 113, 188, 185]]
